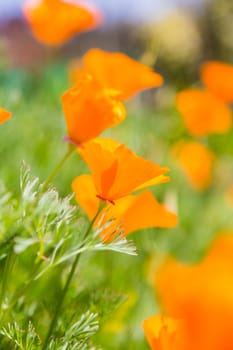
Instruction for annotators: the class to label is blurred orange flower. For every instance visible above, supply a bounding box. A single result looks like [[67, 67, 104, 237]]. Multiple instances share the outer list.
[[69, 48, 164, 99], [174, 141, 215, 190], [23, 0, 103, 45], [0, 107, 11, 125], [201, 61, 233, 103], [77, 138, 169, 204], [176, 89, 232, 136], [142, 315, 182, 350], [61, 74, 126, 146], [72, 173, 177, 239], [149, 233, 233, 350]]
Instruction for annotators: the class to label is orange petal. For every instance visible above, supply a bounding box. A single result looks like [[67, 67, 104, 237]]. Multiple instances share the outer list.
[[101, 191, 177, 240], [0, 107, 11, 125], [92, 138, 120, 152], [155, 234, 233, 350], [72, 174, 100, 220], [61, 74, 126, 145], [134, 173, 170, 192], [205, 232, 233, 264], [174, 141, 215, 190], [79, 139, 169, 202], [201, 61, 233, 102], [70, 48, 163, 99], [23, 0, 103, 45], [121, 191, 178, 234], [176, 89, 232, 136], [142, 315, 181, 350]]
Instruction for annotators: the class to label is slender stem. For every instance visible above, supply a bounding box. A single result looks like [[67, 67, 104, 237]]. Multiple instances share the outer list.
[[42, 255, 80, 349], [0, 249, 16, 321], [42, 145, 76, 191], [42, 207, 102, 349]]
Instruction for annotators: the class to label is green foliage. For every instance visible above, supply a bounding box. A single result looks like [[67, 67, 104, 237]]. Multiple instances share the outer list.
[[0, 162, 137, 349], [0, 322, 41, 350], [0, 312, 101, 350]]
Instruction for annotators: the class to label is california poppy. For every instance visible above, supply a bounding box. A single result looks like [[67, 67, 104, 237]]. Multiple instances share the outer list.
[[152, 234, 233, 350], [69, 48, 164, 100], [201, 61, 233, 102], [176, 89, 232, 136], [61, 74, 126, 146], [72, 173, 177, 240], [78, 138, 169, 204], [142, 315, 182, 350], [23, 0, 103, 45], [174, 141, 215, 190], [0, 107, 11, 125]]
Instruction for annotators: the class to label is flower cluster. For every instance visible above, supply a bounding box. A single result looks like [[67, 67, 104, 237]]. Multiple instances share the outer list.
[[176, 61, 233, 136], [3, 1, 232, 348], [174, 61, 233, 190], [22, 0, 177, 240], [64, 52, 177, 239]]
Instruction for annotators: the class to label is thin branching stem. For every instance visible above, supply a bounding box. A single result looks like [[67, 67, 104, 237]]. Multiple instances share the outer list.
[[42, 205, 103, 349]]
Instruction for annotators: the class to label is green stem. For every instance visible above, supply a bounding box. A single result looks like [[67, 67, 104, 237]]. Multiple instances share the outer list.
[[42, 207, 102, 349], [0, 249, 16, 321], [42, 145, 76, 191]]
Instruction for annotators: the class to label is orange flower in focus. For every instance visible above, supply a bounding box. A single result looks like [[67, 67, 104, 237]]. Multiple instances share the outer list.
[[72, 173, 177, 240], [78, 138, 169, 204], [69, 48, 164, 100], [153, 234, 233, 350], [176, 89, 232, 136], [174, 141, 215, 190], [0, 107, 11, 125], [61, 74, 126, 146], [201, 61, 233, 102], [23, 0, 103, 45], [142, 315, 182, 350]]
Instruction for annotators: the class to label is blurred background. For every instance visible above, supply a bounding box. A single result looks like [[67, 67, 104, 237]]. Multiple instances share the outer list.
[[0, 0, 233, 84]]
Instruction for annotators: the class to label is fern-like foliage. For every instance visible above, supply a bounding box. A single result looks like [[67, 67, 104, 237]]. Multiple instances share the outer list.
[[0, 313, 101, 350], [0, 165, 136, 349], [0, 164, 136, 279], [0, 321, 41, 349]]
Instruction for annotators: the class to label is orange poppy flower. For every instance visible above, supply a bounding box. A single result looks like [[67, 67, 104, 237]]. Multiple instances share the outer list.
[[153, 233, 233, 350], [78, 138, 169, 204], [174, 141, 215, 190], [23, 0, 103, 45], [201, 61, 233, 102], [176, 89, 232, 136], [61, 74, 126, 146], [69, 48, 164, 100], [0, 107, 11, 125], [142, 315, 182, 350], [72, 173, 177, 240]]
